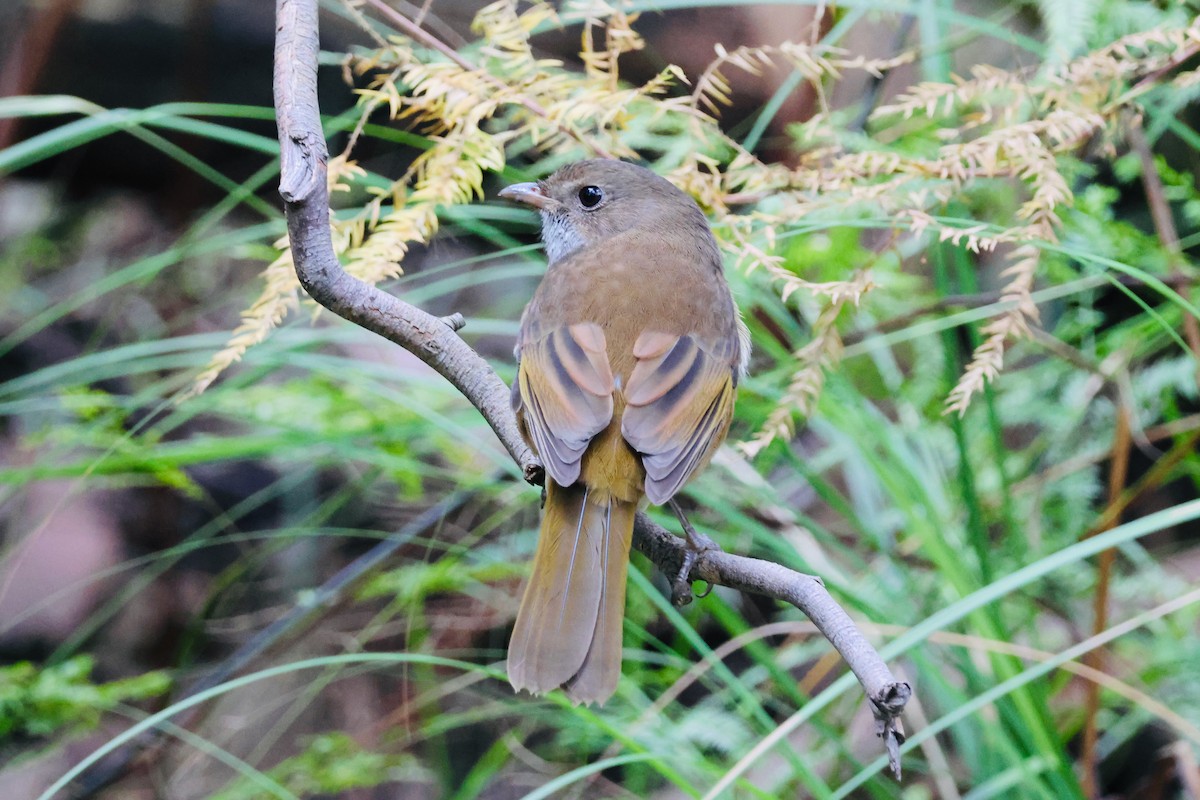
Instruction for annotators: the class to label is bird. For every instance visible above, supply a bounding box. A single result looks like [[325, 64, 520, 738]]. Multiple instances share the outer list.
[[499, 159, 748, 705]]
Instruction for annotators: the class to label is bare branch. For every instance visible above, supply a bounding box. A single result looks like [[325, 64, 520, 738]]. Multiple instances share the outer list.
[[274, 0, 909, 777], [632, 509, 910, 773], [273, 0, 537, 482]]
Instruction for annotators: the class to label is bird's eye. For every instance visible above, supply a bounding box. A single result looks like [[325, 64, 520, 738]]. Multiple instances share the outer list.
[[578, 185, 603, 208]]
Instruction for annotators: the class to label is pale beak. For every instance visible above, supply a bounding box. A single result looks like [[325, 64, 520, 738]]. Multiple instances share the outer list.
[[499, 181, 553, 210]]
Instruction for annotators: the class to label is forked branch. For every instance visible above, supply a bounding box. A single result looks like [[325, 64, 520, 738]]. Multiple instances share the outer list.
[[273, 0, 909, 779]]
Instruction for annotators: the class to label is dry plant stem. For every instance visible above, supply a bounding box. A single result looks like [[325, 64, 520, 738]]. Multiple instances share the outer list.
[[1122, 41, 1200, 106], [359, 0, 475, 72], [1128, 120, 1200, 389], [275, 0, 909, 777], [1087, 428, 1200, 536], [1010, 413, 1200, 495], [1079, 404, 1131, 800]]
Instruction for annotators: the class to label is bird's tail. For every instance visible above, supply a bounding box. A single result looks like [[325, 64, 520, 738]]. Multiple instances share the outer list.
[[507, 481, 635, 705]]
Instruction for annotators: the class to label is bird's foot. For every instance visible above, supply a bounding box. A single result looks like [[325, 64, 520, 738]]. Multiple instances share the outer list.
[[668, 499, 719, 606]]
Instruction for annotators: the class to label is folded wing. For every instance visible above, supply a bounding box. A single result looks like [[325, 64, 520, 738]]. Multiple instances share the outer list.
[[621, 332, 736, 505], [514, 323, 615, 487]]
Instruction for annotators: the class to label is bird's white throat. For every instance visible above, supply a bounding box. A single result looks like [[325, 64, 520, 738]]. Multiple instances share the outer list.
[[540, 211, 587, 264]]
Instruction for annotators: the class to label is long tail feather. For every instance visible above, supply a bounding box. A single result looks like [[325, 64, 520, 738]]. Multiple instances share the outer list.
[[507, 481, 635, 705]]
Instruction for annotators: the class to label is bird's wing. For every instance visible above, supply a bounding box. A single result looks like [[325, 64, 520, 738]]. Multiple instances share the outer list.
[[514, 323, 615, 487], [621, 331, 736, 505]]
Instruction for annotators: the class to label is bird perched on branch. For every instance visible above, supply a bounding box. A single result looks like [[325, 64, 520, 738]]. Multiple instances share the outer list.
[[500, 159, 748, 705]]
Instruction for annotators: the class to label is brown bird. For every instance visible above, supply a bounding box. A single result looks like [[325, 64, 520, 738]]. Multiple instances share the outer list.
[[499, 160, 748, 705]]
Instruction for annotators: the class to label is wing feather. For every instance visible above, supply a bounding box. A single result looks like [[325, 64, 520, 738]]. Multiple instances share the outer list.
[[514, 324, 615, 487], [621, 333, 736, 505]]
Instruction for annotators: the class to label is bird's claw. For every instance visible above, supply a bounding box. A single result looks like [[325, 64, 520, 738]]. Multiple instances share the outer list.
[[668, 499, 719, 606], [672, 552, 697, 606]]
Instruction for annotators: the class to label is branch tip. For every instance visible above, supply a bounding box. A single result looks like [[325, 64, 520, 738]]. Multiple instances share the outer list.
[[870, 680, 910, 780], [441, 312, 466, 331]]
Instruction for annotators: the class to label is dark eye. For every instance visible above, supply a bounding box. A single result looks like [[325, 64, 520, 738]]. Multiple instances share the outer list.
[[578, 185, 603, 208]]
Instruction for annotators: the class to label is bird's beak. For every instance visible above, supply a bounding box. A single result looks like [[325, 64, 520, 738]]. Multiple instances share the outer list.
[[499, 181, 552, 210]]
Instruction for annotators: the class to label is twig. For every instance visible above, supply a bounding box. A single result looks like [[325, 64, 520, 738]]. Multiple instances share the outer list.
[[632, 511, 910, 777], [1120, 41, 1200, 106], [1092, 431, 1200, 541], [1010, 414, 1200, 505], [361, 0, 473, 72], [412, 0, 433, 29]]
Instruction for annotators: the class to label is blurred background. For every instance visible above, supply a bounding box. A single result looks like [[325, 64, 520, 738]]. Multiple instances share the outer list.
[[2, 0, 1199, 798]]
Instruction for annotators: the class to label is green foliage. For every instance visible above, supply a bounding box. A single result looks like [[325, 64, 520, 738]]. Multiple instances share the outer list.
[[209, 732, 421, 800], [0, 656, 169, 742]]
